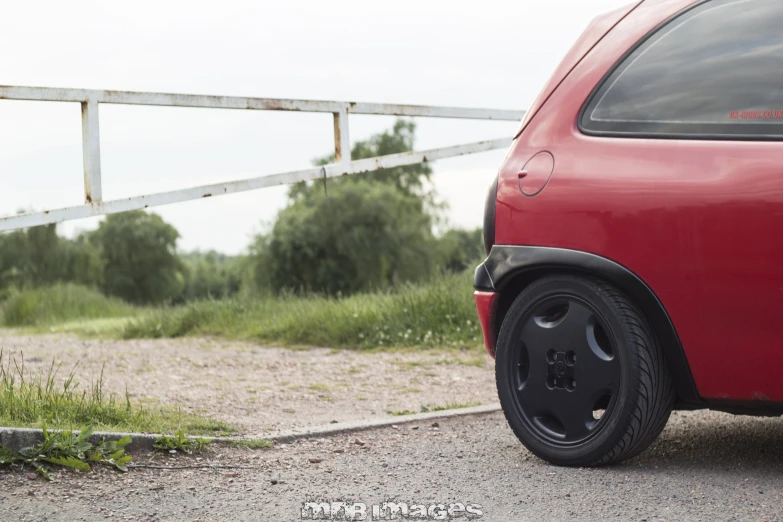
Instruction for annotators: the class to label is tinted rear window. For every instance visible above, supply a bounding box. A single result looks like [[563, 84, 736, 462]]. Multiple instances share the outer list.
[[581, 0, 783, 139]]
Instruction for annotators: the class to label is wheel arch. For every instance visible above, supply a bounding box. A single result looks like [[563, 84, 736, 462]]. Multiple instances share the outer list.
[[474, 245, 704, 409]]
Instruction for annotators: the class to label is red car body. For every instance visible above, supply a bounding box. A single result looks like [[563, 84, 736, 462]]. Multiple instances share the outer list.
[[475, 0, 783, 413]]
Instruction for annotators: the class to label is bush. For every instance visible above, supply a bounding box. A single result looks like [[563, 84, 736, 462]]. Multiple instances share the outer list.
[[88, 211, 185, 304], [1, 284, 133, 326]]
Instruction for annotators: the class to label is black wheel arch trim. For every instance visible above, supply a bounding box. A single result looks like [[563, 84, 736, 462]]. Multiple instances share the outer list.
[[474, 245, 704, 408]]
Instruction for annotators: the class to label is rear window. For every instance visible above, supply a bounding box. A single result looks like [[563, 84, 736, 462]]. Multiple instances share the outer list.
[[580, 0, 783, 140]]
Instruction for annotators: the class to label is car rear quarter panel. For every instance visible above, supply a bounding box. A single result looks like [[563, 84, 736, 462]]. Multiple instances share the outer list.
[[496, 0, 783, 402]]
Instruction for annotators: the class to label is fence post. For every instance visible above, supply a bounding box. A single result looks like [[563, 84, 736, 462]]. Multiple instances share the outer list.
[[81, 99, 103, 204], [333, 106, 351, 165]]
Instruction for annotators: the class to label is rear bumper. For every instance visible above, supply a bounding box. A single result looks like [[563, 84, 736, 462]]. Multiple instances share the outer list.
[[473, 290, 498, 358]]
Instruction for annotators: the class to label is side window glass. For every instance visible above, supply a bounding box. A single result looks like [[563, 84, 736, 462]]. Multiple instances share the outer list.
[[581, 0, 783, 139]]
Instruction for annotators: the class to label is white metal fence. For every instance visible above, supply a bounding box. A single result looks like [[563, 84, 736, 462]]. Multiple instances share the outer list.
[[0, 86, 525, 232]]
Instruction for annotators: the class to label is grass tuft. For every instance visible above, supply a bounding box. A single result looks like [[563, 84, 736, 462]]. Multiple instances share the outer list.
[[0, 350, 233, 436]]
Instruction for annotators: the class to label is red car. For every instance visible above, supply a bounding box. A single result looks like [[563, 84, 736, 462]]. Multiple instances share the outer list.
[[474, 0, 783, 466]]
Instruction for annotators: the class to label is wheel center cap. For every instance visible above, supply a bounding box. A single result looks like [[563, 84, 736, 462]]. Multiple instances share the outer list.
[[547, 351, 576, 391]]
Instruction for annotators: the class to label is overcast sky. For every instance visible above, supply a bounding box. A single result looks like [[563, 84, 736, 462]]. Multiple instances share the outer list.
[[0, 0, 631, 254]]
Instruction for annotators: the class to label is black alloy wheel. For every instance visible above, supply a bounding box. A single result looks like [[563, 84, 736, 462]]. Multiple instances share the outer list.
[[495, 275, 675, 466]]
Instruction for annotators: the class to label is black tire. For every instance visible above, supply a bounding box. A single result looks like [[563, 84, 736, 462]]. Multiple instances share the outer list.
[[495, 275, 675, 466]]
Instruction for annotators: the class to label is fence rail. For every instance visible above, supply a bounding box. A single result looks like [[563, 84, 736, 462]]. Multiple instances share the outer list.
[[0, 86, 525, 232]]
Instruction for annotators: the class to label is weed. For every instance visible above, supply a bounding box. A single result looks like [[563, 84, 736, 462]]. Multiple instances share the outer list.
[[153, 429, 212, 454], [0, 426, 132, 480]]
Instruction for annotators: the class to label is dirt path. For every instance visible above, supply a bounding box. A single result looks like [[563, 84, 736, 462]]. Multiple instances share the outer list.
[[0, 330, 496, 435]]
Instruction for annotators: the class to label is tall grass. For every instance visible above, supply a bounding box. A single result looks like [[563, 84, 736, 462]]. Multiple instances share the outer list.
[[1, 283, 133, 327], [1, 271, 483, 350], [0, 351, 232, 435], [122, 271, 482, 349]]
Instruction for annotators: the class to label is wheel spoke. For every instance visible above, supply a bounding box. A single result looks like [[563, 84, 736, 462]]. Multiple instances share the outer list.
[[520, 317, 560, 358], [521, 300, 593, 357], [577, 354, 619, 398], [553, 301, 594, 349], [515, 367, 547, 408], [577, 317, 620, 398], [553, 394, 593, 441], [517, 387, 594, 441]]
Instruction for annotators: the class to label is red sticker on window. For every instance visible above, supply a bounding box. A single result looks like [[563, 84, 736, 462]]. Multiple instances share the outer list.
[[728, 110, 783, 120]]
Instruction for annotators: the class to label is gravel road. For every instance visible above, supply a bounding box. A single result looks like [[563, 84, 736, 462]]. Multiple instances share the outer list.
[[2, 409, 782, 521], [0, 331, 495, 434]]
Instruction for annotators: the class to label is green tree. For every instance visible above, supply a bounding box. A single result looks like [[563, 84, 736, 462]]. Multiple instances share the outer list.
[[179, 251, 245, 301], [252, 181, 435, 295], [290, 119, 435, 201], [59, 235, 105, 288], [252, 120, 438, 295], [88, 211, 185, 304], [0, 225, 103, 297]]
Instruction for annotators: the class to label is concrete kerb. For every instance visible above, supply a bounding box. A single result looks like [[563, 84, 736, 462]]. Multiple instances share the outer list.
[[0, 404, 501, 453]]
